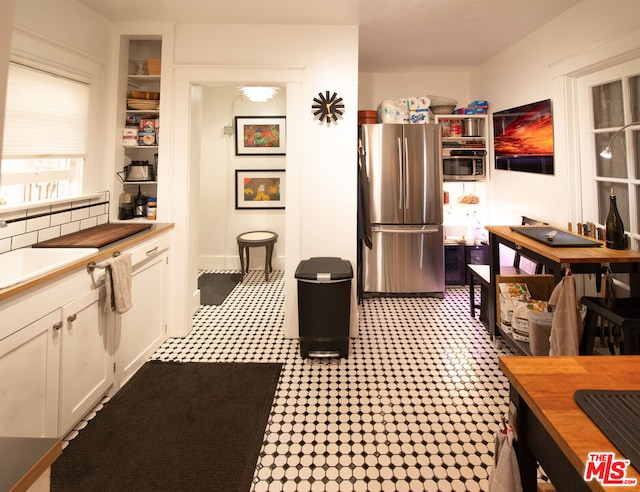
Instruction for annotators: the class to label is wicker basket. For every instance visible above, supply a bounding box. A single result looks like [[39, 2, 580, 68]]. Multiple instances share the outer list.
[[147, 58, 161, 75]]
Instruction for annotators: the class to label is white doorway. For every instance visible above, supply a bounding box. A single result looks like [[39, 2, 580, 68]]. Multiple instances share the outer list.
[[169, 66, 303, 339], [198, 85, 287, 272]]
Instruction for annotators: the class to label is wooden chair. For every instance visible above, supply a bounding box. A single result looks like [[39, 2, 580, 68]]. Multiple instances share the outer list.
[[468, 216, 547, 323]]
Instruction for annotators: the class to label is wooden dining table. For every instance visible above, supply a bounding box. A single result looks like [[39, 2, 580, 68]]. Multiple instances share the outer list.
[[485, 225, 640, 345], [499, 355, 640, 491]]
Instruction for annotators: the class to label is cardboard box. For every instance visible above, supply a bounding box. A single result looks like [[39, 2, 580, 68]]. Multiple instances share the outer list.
[[139, 118, 158, 131], [138, 130, 156, 146], [496, 274, 556, 334], [147, 58, 161, 75]]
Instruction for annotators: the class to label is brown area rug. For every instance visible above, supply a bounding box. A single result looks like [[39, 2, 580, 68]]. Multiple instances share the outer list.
[[51, 361, 282, 492]]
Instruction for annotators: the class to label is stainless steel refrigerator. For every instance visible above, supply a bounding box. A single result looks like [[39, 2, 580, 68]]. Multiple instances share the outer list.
[[360, 123, 444, 295]]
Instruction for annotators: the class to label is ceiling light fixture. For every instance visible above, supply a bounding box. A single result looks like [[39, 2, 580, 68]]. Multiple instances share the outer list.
[[599, 121, 640, 158], [238, 86, 279, 102]]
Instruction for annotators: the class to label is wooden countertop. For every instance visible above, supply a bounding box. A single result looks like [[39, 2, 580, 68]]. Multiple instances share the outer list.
[[0, 437, 61, 492], [486, 225, 640, 264], [499, 355, 640, 490], [0, 222, 174, 302]]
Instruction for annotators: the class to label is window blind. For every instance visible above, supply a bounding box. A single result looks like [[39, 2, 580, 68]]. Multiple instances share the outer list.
[[2, 62, 90, 158]]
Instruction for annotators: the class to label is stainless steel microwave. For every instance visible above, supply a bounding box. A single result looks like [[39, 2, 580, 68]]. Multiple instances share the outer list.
[[443, 154, 486, 181]]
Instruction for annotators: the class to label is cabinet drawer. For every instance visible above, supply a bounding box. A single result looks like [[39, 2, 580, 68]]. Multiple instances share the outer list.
[[129, 233, 169, 267]]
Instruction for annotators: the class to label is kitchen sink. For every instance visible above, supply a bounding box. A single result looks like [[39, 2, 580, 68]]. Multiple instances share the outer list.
[[0, 247, 99, 289]]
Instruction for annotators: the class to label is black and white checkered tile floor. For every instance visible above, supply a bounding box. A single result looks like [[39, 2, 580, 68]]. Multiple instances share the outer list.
[[151, 270, 517, 492]]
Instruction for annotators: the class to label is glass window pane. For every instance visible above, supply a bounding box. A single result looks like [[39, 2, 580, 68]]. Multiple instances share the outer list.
[[598, 181, 629, 231], [630, 74, 640, 122], [596, 131, 627, 178], [592, 80, 624, 129]]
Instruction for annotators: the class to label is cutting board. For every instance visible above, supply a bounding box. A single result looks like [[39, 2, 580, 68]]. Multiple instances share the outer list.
[[510, 226, 602, 247], [33, 223, 153, 248]]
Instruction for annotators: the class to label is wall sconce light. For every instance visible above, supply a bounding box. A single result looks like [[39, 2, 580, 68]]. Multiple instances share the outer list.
[[599, 121, 640, 158], [238, 86, 279, 102]]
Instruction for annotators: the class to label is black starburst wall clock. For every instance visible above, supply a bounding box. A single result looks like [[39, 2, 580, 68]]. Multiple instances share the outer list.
[[312, 91, 344, 125]]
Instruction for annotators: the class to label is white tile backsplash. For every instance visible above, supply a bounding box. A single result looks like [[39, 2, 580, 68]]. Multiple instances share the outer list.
[[26, 215, 51, 232], [70, 207, 90, 222], [0, 196, 109, 252], [60, 221, 81, 236], [0, 221, 26, 240], [51, 211, 72, 226], [90, 203, 109, 217], [38, 226, 62, 242], [26, 205, 52, 217], [80, 217, 98, 229], [11, 231, 38, 249]]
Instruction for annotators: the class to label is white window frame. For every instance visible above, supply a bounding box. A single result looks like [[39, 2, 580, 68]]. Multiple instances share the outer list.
[[576, 59, 640, 248], [1, 28, 102, 207]]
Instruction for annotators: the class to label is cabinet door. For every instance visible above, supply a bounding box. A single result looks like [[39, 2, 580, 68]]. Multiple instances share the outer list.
[[59, 288, 113, 435], [116, 252, 166, 387], [0, 310, 60, 437]]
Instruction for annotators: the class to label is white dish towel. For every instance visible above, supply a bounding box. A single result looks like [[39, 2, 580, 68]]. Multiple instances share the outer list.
[[104, 253, 133, 314]]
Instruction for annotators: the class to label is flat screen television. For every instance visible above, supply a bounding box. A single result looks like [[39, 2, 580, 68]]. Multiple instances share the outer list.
[[493, 99, 554, 175]]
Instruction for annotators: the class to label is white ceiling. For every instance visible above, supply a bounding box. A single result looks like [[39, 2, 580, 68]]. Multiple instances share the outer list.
[[77, 0, 581, 72]]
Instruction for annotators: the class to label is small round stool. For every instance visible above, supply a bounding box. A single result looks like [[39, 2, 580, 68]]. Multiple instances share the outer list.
[[236, 231, 278, 281]]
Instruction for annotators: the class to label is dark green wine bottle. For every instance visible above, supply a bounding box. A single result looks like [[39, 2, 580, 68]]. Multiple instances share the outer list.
[[605, 191, 625, 249]]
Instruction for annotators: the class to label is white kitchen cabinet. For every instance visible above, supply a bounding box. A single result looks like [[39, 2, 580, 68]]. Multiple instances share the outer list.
[[115, 233, 169, 388], [59, 287, 114, 435], [0, 226, 172, 438], [0, 310, 61, 438]]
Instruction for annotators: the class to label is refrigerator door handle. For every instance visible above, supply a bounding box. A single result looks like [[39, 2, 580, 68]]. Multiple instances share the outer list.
[[397, 137, 403, 210], [371, 226, 440, 234], [404, 137, 410, 209]]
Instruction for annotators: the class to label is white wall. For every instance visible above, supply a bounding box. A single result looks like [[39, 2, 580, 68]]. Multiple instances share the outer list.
[[199, 86, 286, 271], [470, 0, 640, 228], [13, 0, 111, 62], [172, 24, 359, 338]]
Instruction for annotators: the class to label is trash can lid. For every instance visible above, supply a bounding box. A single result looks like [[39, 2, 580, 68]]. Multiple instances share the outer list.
[[295, 257, 353, 281]]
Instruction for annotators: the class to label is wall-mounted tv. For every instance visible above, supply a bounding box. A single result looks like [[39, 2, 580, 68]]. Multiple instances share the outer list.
[[493, 99, 554, 175]]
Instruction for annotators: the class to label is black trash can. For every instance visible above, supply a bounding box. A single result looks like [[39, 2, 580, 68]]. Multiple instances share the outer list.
[[295, 257, 352, 359]]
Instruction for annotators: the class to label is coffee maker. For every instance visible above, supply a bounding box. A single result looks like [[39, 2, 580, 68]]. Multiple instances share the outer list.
[[118, 191, 134, 220]]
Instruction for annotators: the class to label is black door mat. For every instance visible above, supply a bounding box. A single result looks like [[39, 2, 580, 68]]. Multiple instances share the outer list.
[[574, 389, 640, 472], [510, 226, 602, 247], [198, 272, 243, 305]]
